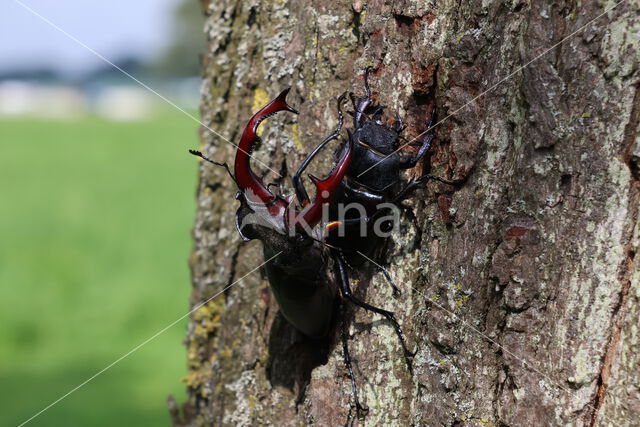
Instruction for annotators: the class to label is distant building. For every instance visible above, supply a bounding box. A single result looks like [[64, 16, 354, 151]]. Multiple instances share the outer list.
[[0, 77, 199, 120], [0, 81, 86, 119]]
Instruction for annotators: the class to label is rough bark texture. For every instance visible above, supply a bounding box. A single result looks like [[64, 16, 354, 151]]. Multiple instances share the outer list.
[[171, 0, 640, 425]]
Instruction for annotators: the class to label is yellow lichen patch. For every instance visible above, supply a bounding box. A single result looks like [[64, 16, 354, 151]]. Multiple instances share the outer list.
[[193, 323, 209, 339], [214, 381, 223, 395], [261, 345, 269, 360], [252, 88, 270, 137], [181, 354, 215, 396], [193, 296, 226, 323], [248, 393, 258, 410], [190, 299, 224, 339], [291, 122, 303, 150], [182, 364, 210, 387], [220, 345, 233, 359], [455, 295, 470, 307], [183, 297, 227, 395], [186, 347, 203, 369]]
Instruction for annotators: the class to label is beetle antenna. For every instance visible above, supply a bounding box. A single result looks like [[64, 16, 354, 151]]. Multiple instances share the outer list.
[[303, 232, 339, 251], [318, 237, 338, 250], [189, 149, 238, 187], [300, 231, 341, 252]]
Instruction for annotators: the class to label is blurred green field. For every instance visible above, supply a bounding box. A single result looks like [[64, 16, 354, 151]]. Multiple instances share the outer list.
[[0, 114, 198, 426]]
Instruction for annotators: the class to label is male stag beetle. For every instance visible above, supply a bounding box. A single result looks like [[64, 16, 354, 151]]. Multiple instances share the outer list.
[[190, 68, 452, 416]]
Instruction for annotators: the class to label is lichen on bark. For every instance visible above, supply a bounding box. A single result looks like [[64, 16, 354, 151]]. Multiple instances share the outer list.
[[171, 1, 640, 425]]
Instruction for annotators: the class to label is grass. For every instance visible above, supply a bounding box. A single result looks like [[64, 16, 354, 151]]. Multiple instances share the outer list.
[[0, 113, 199, 426]]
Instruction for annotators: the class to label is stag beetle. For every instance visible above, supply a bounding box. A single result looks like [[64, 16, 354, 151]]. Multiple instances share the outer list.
[[190, 68, 451, 416], [293, 68, 451, 290], [193, 87, 351, 339]]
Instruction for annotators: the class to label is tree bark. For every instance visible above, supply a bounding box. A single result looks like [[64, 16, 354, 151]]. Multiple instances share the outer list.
[[171, 0, 640, 425]]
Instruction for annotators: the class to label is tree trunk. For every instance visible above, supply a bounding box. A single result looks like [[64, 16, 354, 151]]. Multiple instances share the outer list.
[[171, 0, 639, 425]]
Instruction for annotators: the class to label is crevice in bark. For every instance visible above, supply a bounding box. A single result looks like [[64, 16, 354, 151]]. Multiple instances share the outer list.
[[247, 6, 257, 28], [623, 86, 640, 182], [589, 249, 635, 426], [589, 85, 640, 426], [312, 18, 320, 86], [392, 14, 420, 38], [223, 245, 241, 299], [350, 6, 363, 42], [204, 182, 223, 193]]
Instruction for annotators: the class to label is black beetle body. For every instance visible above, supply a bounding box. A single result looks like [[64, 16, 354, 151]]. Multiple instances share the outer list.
[[264, 247, 334, 337], [256, 228, 336, 337], [347, 120, 403, 191], [294, 69, 446, 287], [328, 108, 405, 265]]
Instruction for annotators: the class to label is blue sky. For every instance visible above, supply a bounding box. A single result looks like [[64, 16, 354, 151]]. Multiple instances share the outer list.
[[0, 0, 184, 74]]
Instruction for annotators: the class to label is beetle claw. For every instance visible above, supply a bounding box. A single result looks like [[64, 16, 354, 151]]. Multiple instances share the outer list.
[[234, 88, 298, 205], [297, 138, 353, 228]]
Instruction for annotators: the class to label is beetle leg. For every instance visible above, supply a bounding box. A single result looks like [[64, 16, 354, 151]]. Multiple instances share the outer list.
[[365, 259, 400, 297], [392, 174, 455, 204], [398, 133, 434, 169], [339, 300, 369, 418], [350, 66, 375, 128], [332, 251, 415, 365], [398, 109, 438, 168], [292, 93, 347, 206], [331, 239, 400, 297], [393, 113, 404, 134], [371, 106, 384, 124]]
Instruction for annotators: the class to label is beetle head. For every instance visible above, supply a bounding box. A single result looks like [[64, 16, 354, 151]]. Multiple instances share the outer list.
[[354, 120, 400, 155], [233, 89, 352, 250]]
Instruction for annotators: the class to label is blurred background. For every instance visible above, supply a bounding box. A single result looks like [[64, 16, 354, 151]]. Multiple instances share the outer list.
[[0, 0, 205, 425]]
